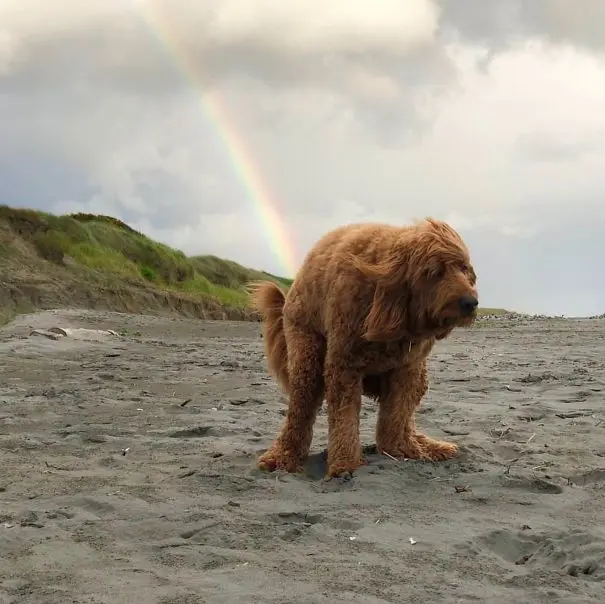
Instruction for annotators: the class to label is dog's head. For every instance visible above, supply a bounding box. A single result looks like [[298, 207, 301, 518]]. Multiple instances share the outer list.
[[355, 218, 478, 341]]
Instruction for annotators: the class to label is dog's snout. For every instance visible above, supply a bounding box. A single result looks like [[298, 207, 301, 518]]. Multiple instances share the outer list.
[[459, 295, 478, 315]]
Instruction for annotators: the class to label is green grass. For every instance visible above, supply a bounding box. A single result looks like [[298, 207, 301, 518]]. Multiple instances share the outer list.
[[0, 205, 292, 312]]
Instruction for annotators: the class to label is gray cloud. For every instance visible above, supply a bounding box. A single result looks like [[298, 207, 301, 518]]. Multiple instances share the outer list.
[[515, 130, 605, 163], [1, 1, 605, 315], [0, 1, 458, 151], [437, 0, 605, 54], [0, 1, 445, 94]]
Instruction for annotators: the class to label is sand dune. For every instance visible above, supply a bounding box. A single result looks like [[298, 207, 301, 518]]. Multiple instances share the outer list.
[[1, 309, 604, 603]]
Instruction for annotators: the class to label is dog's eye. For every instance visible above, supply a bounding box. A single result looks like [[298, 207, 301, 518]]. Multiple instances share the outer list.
[[426, 265, 445, 279]]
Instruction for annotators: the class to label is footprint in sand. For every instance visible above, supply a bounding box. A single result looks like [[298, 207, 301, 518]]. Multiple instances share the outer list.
[[477, 527, 605, 581]]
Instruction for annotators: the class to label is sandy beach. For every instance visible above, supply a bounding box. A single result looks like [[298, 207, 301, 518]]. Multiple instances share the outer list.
[[1, 309, 604, 604]]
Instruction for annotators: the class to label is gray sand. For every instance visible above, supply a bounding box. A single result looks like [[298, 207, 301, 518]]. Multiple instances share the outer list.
[[1, 309, 604, 603]]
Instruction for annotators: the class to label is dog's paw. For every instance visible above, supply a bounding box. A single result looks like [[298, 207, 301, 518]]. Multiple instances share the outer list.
[[378, 434, 459, 462], [377, 439, 429, 461], [414, 434, 459, 461], [257, 448, 303, 473], [326, 456, 366, 479]]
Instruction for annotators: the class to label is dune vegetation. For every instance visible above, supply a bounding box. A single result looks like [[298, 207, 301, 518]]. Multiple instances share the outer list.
[[0, 205, 292, 324]]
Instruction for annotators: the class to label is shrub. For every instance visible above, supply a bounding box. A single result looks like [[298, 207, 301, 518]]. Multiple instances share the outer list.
[[140, 265, 158, 282]]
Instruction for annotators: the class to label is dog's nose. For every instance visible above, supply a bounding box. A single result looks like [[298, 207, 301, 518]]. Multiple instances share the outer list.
[[459, 295, 479, 315]]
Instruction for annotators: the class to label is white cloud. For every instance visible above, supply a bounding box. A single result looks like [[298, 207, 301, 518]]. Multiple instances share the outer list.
[[197, 0, 439, 53]]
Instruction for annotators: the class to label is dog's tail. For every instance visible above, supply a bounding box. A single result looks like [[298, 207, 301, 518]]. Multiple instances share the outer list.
[[248, 281, 289, 392]]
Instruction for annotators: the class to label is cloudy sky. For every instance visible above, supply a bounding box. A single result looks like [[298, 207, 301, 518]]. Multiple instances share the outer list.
[[1, 0, 605, 316]]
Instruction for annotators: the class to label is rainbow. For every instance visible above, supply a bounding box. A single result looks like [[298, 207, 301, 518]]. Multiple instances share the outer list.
[[134, 2, 298, 278]]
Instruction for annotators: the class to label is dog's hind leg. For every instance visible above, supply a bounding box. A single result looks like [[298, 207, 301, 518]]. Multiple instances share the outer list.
[[375, 360, 458, 461], [257, 323, 325, 473]]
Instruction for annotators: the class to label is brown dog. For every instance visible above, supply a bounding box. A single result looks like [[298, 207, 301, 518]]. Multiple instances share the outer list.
[[250, 218, 478, 479]]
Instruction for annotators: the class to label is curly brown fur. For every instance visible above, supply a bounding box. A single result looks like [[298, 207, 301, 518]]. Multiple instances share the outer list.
[[250, 217, 478, 478]]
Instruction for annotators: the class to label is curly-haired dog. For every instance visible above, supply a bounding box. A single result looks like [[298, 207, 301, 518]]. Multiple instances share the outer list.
[[250, 218, 478, 479]]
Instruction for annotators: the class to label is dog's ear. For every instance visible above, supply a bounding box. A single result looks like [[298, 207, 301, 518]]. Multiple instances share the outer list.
[[362, 284, 410, 342], [347, 253, 409, 290]]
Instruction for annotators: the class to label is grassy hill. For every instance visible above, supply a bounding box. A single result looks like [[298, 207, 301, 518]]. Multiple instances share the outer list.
[[0, 205, 293, 325], [0, 205, 510, 325]]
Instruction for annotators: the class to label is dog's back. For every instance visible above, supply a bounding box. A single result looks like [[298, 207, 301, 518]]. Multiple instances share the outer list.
[[283, 223, 403, 337]]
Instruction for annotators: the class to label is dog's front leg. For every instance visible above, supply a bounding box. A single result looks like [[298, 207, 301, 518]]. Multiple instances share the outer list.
[[324, 364, 364, 478], [376, 360, 458, 462]]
